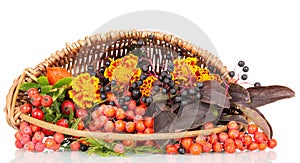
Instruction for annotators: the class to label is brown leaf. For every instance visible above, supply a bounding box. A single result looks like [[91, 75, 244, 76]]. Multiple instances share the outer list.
[[200, 80, 231, 108], [235, 103, 273, 139], [228, 83, 251, 103], [154, 111, 177, 133], [246, 85, 295, 108]]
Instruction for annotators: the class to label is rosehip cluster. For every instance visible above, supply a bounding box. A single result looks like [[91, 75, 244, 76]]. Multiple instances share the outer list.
[[165, 121, 277, 155]]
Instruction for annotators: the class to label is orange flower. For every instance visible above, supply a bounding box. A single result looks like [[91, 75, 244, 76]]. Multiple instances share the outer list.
[[104, 54, 141, 86], [172, 57, 214, 86], [140, 75, 158, 97], [68, 73, 100, 109]]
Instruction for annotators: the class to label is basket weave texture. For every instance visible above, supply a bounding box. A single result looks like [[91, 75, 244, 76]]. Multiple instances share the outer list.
[[4, 30, 228, 140]]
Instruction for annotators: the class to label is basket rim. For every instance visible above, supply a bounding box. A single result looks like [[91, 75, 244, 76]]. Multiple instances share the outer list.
[[4, 29, 230, 140]]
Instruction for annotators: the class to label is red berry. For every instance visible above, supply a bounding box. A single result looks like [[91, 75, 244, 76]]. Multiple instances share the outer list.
[[21, 126, 32, 135], [133, 115, 143, 124], [104, 120, 115, 132], [30, 94, 42, 107], [127, 100, 137, 110], [208, 134, 218, 144], [54, 132, 65, 144], [234, 139, 245, 150], [115, 108, 126, 120], [19, 121, 29, 131], [20, 134, 31, 145], [30, 124, 41, 133], [247, 124, 258, 134], [15, 131, 22, 140], [213, 142, 223, 152], [61, 100, 75, 115], [165, 144, 178, 154], [104, 106, 116, 118], [258, 141, 267, 150], [228, 129, 239, 139], [181, 137, 193, 151], [201, 142, 212, 153], [20, 103, 32, 114], [114, 143, 125, 154], [91, 109, 102, 120], [15, 140, 24, 149], [125, 122, 136, 133], [45, 138, 57, 149], [122, 140, 135, 146], [224, 138, 235, 147], [114, 120, 126, 132], [143, 116, 154, 128], [31, 108, 44, 120], [228, 121, 239, 130], [33, 131, 45, 143], [41, 95, 53, 107], [70, 141, 80, 151], [27, 88, 39, 98], [125, 110, 135, 120], [242, 135, 253, 146], [35, 142, 46, 152], [267, 139, 277, 149], [76, 108, 89, 120], [52, 143, 61, 151], [225, 144, 236, 153], [190, 143, 202, 155], [144, 128, 154, 134], [56, 119, 69, 128], [218, 132, 228, 142], [42, 127, 55, 136], [144, 140, 155, 147], [135, 106, 146, 116], [77, 120, 85, 130], [135, 120, 146, 132], [254, 132, 265, 143], [248, 142, 258, 151], [24, 141, 35, 152], [88, 119, 101, 131]]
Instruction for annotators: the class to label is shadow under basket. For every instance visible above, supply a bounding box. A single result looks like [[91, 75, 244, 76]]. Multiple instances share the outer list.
[[4, 30, 231, 141]]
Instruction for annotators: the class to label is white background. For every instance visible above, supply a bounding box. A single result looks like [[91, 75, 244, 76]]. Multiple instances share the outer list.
[[0, 0, 299, 162]]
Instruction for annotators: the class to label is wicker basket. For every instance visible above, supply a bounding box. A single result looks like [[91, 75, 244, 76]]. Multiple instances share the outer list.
[[4, 30, 229, 141]]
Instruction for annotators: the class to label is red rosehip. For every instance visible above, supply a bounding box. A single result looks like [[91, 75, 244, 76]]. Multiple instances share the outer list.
[[20, 103, 32, 114], [30, 124, 41, 133], [267, 139, 277, 149], [218, 132, 228, 142], [248, 142, 259, 151], [213, 142, 223, 152], [56, 119, 69, 128], [24, 141, 35, 152], [61, 100, 75, 115], [30, 94, 42, 107], [15, 140, 24, 149], [70, 141, 80, 151], [114, 120, 126, 132], [76, 108, 89, 120], [27, 88, 39, 98], [247, 124, 258, 134], [33, 131, 45, 143], [227, 121, 239, 130], [31, 108, 44, 120], [54, 132, 65, 144], [228, 129, 239, 139], [41, 95, 53, 107], [35, 142, 46, 152], [143, 116, 154, 128], [21, 126, 32, 135], [224, 144, 236, 153], [115, 108, 126, 120]]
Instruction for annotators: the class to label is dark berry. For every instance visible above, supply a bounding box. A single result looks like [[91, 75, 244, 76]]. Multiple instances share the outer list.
[[254, 82, 261, 87], [181, 100, 188, 106], [100, 94, 106, 100], [105, 86, 111, 92], [100, 87, 105, 93], [137, 40, 144, 47], [141, 96, 147, 103], [161, 71, 167, 78], [241, 74, 248, 80], [181, 90, 188, 97], [132, 89, 142, 99], [118, 99, 125, 105], [142, 65, 149, 72], [166, 74, 172, 79], [166, 55, 172, 60], [132, 82, 138, 89], [145, 97, 153, 105], [102, 78, 109, 86], [111, 80, 117, 86], [170, 88, 177, 95], [87, 65, 94, 72], [148, 34, 154, 40], [243, 66, 249, 72], [163, 78, 170, 84], [90, 72, 97, 76], [80, 143, 89, 152], [109, 101, 115, 106], [162, 88, 167, 94], [238, 60, 245, 67], [158, 76, 164, 82], [99, 67, 105, 74], [154, 85, 161, 92], [188, 89, 195, 95], [136, 80, 143, 87], [122, 105, 128, 111], [175, 96, 182, 103], [196, 82, 204, 89], [228, 71, 235, 77], [105, 61, 111, 67], [177, 147, 186, 154], [177, 51, 183, 57], [195, 93, 201, 100], [140, 74, 147, 81], [124, 96, 131, 102], [168, 80, 175, 88]]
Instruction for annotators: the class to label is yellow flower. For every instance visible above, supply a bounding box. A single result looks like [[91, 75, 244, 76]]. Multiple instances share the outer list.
[[104, 54, 141, 86], [140, 75, 158, 97], [69, 73, 100, 109]]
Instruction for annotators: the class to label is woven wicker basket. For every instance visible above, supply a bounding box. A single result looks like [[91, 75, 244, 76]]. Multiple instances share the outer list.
[[5, 30, 229, 141]]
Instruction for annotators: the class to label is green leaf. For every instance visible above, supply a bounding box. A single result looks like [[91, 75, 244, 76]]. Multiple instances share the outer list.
[[53, 113, 62, 123], [70, 118, 82, 129], [19, 82, 39, 91], [45, 113, 55, 122], [52, 88, 65, 101], [37, 76, 49, 86], [53, 77, 73, 88], [69, 108, 74, 123], [41, 85, 52, 94]]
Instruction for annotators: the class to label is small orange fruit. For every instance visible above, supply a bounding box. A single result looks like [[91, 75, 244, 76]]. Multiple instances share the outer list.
[[46, 67, 72, 85]]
